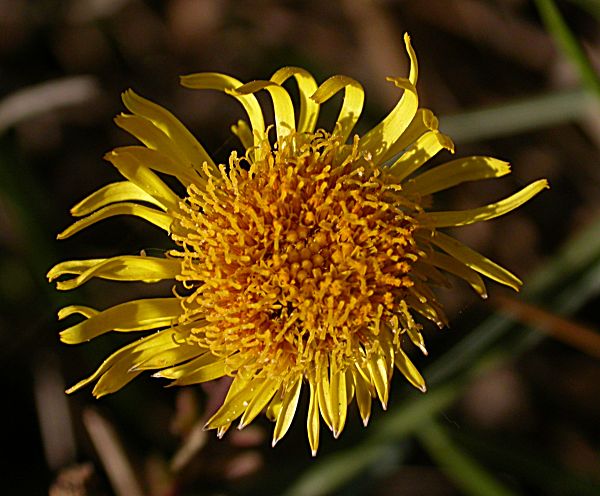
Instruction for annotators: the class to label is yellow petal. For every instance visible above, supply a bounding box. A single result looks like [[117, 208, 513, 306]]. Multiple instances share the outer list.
[[114, 113, 191, 168], [330, 368, 347, 438], [272, 378, 302, 446], [317, 371, 333, 431], [57, 202, 172, 239], [58, 305, 98, 320], [404, 156, 511, 196], [425, 230, 522, 291], [352, 368, 372, 427], [418, 179, 549, 228], [406, 325, 428, 356], [111, 145, 203, 187], [404, 32, 419, 85], [205, 377, 266, 430], [166, 359, 226, 386], [394, 347, 427, 392], [70, 181, 163, 217], [104, 149, 180, 211], [121, 89, 216, 175], [367, 354, 390, 410], [307, 380, 320, 456], [215, 375, 252, 437], [271, 67, 319, 133], [378, 108, 438, 165], [231, 119, 254, 150], [66, 327, 196, 394], [48, 255, 181, 290], [406, 287, 447, 328], [231, 80, 295, 140], [359, 34, 419, 164], [92, 360, 142, 398], [180, 72, 266, 146], [59, 297, 181, 344], [387, 130, 454, 182], [311, 75, 364, 143], [425, 250, 488, 298], [154, 352, 218, 380], [239, 377, 282, 429], [133, 340, 203, 371]]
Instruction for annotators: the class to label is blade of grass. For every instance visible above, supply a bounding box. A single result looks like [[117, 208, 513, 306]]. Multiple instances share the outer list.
[[440, 89, 595, 144], [417, 419, 516, 496], [534, 0, 600, 97]]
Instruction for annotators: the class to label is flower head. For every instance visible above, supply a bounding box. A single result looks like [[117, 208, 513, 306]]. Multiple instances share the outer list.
[[49, 34, 547, 455]]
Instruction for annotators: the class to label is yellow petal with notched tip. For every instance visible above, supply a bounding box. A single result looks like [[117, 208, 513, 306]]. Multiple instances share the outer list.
[[311, 75, 364, 143], [104, 149, 180, 211], [425, 230, 522, 291], [272, 378, 302, 446], [121, 89, 216, 174], [394, 347, 427, 392], [418, 179, 549, 228], [271, 67, 319, 133], [48, 256, 181, 290], [70, 181, 163, 217], [426, 251, 488, 298], [58, 202, 172, 239], [59, 297, 181, 344], [405, 156, 511, 196], [180, 72, 266, 145], [230, 80, 295, 140]]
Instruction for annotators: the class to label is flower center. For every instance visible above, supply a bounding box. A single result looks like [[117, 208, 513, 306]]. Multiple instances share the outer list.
[[170, 131, 421, 382]]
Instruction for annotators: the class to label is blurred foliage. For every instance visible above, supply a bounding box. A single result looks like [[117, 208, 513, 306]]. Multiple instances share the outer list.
[[1, 0, 599, 495]]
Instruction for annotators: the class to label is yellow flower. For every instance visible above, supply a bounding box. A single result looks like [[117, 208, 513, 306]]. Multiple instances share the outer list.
[[49, 34, 547, 455]]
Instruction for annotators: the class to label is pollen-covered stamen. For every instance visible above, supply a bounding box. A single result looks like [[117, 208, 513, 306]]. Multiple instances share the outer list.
[[170, 130, 421, 383]]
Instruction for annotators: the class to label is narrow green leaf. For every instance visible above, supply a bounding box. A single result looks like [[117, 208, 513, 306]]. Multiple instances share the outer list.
[[417, 419, 516, 496]]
